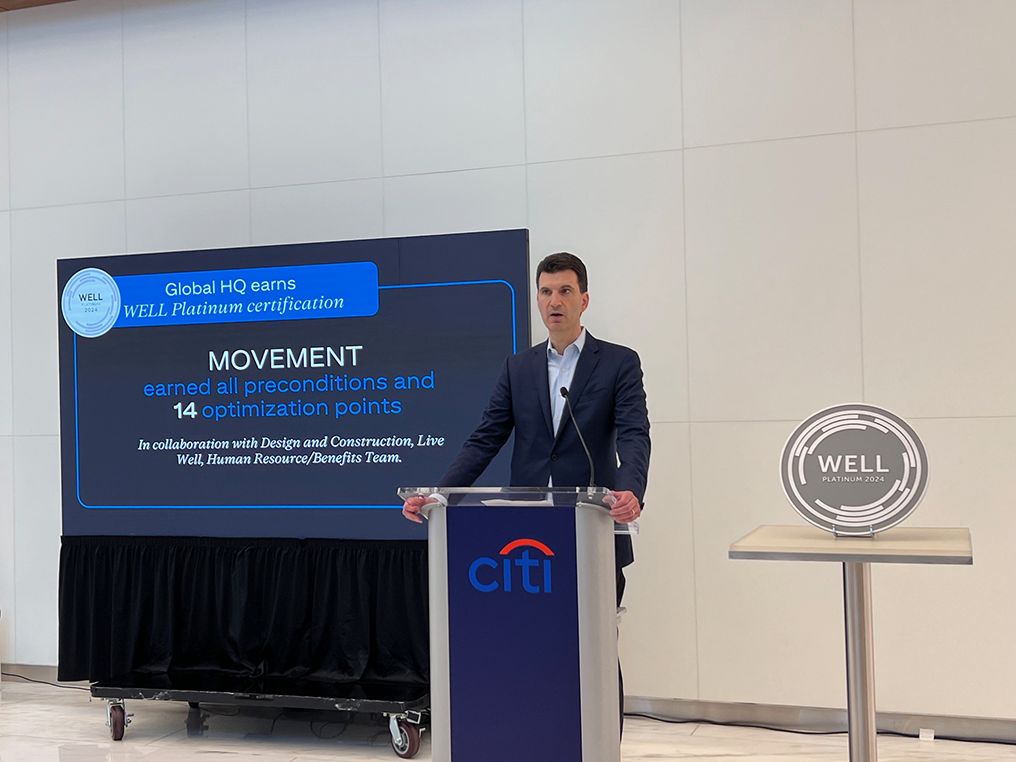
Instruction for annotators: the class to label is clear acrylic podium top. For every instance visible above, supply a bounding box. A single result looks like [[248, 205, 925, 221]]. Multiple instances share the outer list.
[[397, 486, 639, 534]]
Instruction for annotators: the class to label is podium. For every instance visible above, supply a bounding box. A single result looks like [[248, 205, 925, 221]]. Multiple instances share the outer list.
[[399, 486, 625, 762]]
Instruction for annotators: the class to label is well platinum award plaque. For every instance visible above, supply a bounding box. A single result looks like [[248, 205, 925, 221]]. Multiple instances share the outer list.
[[780, 404, 929, 535]]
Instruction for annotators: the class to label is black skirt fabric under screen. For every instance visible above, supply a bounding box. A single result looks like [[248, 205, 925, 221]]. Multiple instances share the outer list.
[[58, 536, 429, 685]]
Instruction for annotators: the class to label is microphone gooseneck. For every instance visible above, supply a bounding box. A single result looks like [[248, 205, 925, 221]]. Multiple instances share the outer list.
[[560, 387, 596, 487]]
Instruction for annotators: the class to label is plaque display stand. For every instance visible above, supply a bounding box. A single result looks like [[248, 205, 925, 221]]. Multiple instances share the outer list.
[[730, 525, 972, 762]]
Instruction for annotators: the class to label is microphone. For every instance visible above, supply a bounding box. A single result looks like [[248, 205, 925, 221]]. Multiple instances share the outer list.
[[560, 387, 595, 488]]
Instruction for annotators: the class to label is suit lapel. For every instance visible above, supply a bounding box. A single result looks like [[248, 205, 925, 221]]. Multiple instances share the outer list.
[[555, 332, 600, 441], [531, 341, 554, 437]]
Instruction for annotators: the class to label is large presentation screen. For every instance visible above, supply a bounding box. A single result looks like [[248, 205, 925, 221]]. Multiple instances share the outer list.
[[58, 230, 529, 539]]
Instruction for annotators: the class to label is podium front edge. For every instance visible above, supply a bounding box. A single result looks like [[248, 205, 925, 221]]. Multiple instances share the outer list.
[[428, 505, 452, 760], [575, 501, 622, 761]]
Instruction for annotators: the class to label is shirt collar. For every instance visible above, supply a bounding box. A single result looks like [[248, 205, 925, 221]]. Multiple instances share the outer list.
[[547, 328, 587, 360]]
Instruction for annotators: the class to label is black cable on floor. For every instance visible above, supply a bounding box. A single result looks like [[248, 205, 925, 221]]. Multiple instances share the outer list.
[[310, 719, 350, 739], [200, 706, 241, 717], [267, 709, 287, 735], [624, 712, 1016, 746], [625, 711, 845, 736], [1, 672, 90, 691]]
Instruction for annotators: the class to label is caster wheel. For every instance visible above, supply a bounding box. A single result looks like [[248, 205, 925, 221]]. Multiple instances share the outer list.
[[110, 705, 126, 741], [391, 720, 421, 758]]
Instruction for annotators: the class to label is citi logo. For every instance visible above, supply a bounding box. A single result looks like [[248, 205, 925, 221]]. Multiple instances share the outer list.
[[469, 539, 554, 594]]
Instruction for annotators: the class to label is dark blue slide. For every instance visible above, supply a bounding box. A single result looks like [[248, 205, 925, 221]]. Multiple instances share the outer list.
[[58, 229, 529, 540]]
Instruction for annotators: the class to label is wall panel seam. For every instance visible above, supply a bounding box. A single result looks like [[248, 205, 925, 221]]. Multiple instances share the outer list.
[[850, 0, 865, 404], [519, 0, 528, 167], [854, 133, 865, 403], [850, 0, 858, 134], [119, 0, 127, 250], [9, 433, 15, 661], [677, 0, 700, 702], [4, 11, 12, 664], [243, 0, 252, 246], [685, 114, 1016, 153], [520, 0, 529, 247], [375, 0, 386, 236]]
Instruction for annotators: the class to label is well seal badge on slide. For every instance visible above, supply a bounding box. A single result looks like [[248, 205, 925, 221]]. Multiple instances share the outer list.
[[61, 268, 121, 338], [779, 404, 929, 535]]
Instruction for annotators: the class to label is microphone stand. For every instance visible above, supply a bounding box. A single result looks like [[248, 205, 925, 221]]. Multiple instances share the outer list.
[[560, 387, 596, 489]]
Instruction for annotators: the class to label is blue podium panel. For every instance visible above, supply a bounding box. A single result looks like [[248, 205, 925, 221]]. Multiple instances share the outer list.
[[446, 505, 582, 762]]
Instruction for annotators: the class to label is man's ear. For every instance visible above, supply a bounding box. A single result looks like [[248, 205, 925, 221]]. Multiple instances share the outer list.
[[581, 292, 589, 312]]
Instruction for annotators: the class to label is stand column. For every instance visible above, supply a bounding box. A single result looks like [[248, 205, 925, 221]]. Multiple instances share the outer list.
[[843, 561, 877, 762]]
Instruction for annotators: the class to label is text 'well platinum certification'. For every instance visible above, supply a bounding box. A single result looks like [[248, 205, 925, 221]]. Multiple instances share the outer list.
[[780, 404, 928, 535]]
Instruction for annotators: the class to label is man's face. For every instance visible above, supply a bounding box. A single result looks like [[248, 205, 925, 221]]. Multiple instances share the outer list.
[[537, 270, 588, 335]]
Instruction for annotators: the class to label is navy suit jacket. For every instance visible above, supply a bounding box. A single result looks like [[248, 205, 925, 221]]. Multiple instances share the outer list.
[[439, 332, 651, 567]]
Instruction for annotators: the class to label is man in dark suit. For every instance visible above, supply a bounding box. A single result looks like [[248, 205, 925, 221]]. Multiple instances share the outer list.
[[403, 251, 651, 733]]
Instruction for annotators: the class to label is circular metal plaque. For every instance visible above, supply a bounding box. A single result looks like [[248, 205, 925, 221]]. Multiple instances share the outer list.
[[780, 404, 928, 535]]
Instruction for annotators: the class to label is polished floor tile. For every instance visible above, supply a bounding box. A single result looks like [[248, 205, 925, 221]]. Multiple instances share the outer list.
[[0, 681, 1013, 760]]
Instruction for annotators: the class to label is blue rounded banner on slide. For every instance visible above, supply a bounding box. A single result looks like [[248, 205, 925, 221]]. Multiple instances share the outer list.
[[62, 268, 121, 338]]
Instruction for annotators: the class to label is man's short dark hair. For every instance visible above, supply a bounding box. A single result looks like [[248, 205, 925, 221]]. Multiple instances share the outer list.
[[536, 252, 588, 293]]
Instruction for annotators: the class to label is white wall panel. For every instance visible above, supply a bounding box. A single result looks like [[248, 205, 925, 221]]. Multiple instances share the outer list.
[[618, 423, 697, 700], [523, 0, 681, 163], [123, 0, 248, 198], [10, 202, 126, 437], [0, 436, 15, 663], [859, 119, 1016, 419], [246, 0, 382, 188], [8, 0, 123, 210], [685, 135, 862, 422], [855, 0, 1016, 130], [872, 418, 1016, 719], [527, 152, 685, 423], [0, 213, 11, 436], [682, 0, 854, 147], [12, 435, 60, 666], [126, 191, 250, 254], [251, 180, 384, 246], [692, 421, 846, 707], [379, 0, 525, 176], [383, 166, 526, 238]]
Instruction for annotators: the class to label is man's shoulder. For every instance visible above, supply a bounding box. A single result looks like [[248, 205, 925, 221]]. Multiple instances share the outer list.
[[513, 334, 640, 365], [510, 342, 546, 366], [587, 334, 640, 364]]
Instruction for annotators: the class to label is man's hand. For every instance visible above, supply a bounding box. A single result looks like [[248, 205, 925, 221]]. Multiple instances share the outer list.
[[605, 490, 641, 524], [402, 496, 437, 523]]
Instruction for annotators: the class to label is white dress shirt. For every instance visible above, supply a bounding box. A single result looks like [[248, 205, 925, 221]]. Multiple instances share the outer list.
[[548, 328, 587, 436]]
